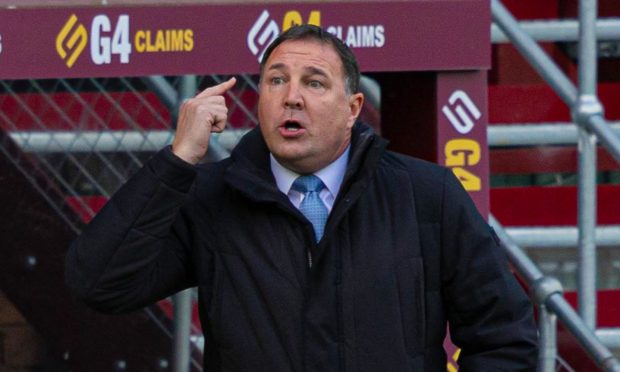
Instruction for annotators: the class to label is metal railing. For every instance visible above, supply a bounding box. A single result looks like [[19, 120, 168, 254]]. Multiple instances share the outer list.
[[0, 74, 263, 371], [492, 0, 620, 370], [490, 216, 620, 371], [492, 18, 620, 43], [489, 121, 620, 146]]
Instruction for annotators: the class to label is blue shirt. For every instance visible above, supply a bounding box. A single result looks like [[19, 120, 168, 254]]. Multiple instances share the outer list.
[[270, 146, 350, 213]]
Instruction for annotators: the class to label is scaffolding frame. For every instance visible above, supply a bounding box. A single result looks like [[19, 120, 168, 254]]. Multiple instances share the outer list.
[[492, 0, 620, 370]]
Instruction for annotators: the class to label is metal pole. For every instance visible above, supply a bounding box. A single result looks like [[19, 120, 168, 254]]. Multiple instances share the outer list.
[[578, 0, 598, 96], [489, 216, 544, 284], [490, 215, 620, 371], [11, 122, 620, 152], [172, 75, 197, 372], [172, 289, 193, 372], [588, 114, 620, 162], [546, 295, 620, 371], [577, 128, 598, 329], [538, 305, 557, 372], [491, 18, 620, 43], [488, 121, 620, 146], [143, 75, 178, 112], [596, 328, 620, 349], [491, 0, 577, 106], [504, 225, 620, 248], [575, 0, 600, 330], [492, 0, 620, 165]]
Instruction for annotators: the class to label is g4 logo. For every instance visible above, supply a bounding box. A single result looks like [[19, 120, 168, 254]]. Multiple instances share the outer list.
[[90, 14, 131, 65], [247, 9, 321, 62], [247, 10, 278, 63], [442, 90, 483, 191], [442, 90, 481, 135], [56, 14, 88, 68], [56, 13, 131, 68], [282, 10, 320, 31]]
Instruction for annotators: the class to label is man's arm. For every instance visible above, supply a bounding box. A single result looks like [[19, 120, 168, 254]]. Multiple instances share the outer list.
[[440, 170, 538, 371], [65, 78, 236, 313], [65, 148, 199, 313]]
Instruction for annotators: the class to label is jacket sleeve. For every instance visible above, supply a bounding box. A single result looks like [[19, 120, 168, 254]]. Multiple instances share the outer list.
[[65, 147, 201, 314], [440, 170, 538, 371]]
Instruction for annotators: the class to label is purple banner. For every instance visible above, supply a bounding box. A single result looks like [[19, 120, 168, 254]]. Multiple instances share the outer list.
[[0, 1, 489, 79]]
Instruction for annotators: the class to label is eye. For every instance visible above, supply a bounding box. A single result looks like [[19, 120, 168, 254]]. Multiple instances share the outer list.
[[270, 76, 284, 85], [308, 80, 323, 89]]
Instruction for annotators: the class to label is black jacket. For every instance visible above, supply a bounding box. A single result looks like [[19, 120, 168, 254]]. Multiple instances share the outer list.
[[66, 124, 537, 371]]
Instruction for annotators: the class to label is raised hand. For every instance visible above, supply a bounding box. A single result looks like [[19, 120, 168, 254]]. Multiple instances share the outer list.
[[172, 77, 236, 164]]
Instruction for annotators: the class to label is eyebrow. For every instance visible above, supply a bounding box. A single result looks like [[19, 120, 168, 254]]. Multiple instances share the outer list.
[[266, 63, 329, 79], [304, 66, 329, 78], [267, 62, 287, 72]]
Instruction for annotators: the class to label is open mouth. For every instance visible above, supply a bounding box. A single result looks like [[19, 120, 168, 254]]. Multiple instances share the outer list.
[[283, 120, 302, 132]]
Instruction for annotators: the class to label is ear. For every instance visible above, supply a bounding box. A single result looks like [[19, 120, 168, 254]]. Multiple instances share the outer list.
[[346, 92, 365, 128]]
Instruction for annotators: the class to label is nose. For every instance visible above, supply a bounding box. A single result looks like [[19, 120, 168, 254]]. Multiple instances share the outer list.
[[284, 83, 303, 110]]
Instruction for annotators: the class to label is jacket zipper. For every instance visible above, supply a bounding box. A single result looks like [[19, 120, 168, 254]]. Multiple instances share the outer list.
[[307, 249, 312, 268]]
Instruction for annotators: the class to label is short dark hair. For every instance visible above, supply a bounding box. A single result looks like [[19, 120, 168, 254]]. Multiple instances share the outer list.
[[259, 24, 360, 95]]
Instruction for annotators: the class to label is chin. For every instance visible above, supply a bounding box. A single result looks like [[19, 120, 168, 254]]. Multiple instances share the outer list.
[[273, 151, 303, 165], [271, 142, 305, 158], [272, 151, 310, 171]]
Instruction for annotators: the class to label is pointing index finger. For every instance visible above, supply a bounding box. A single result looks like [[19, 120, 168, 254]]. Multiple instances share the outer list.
[[195, 77, 236, 98]]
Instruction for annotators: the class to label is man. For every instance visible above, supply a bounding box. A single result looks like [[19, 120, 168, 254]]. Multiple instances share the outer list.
[[66, 25, 537, 371]]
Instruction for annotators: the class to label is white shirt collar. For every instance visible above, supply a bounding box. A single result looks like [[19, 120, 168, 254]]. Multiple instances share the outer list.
[[270, 146, 350, 210]]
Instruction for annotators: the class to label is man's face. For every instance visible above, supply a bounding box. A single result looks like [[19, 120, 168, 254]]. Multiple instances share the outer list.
[[258, 39, 364, 174]]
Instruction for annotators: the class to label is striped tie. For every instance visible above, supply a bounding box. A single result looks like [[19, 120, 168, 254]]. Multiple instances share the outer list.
[[292, 175, 329, 242]]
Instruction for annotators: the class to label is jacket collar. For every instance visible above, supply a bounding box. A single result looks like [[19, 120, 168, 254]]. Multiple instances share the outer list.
[[224, 122, 387, 212]]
